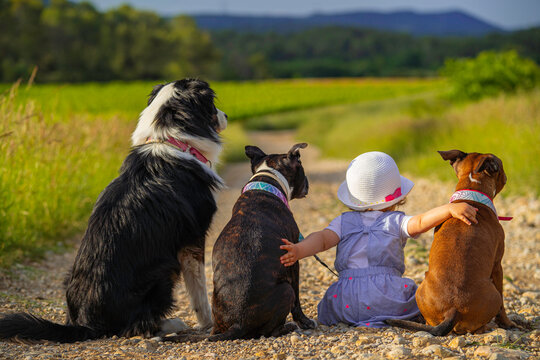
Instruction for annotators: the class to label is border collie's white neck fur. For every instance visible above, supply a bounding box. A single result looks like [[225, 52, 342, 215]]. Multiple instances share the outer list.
[[131, 83, 223, 166]]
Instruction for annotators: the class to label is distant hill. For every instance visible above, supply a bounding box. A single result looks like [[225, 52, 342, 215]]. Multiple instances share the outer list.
[[193, 10, 504, 36]]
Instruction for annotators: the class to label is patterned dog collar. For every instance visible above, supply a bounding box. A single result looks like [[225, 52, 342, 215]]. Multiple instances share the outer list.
[[450, 189, 512, 221], [242, 181, 289, 209]]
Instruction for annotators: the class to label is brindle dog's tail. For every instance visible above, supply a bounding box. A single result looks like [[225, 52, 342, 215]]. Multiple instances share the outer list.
[[385, 309, 459, 337], [0, 313, 98, 343]]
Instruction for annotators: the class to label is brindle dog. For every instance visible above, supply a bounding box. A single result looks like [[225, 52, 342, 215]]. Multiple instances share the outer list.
[[209, 143, 316, 340]]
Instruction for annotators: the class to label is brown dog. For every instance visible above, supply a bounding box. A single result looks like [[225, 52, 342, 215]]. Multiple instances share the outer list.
[[387, 150, 517, 335]]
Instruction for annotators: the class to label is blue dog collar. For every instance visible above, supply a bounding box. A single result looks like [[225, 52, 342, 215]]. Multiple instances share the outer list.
[[450, 189, 512, 221], [242, 181, 289, 209]]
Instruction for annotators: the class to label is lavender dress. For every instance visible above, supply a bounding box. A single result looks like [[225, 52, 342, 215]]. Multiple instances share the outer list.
[[317, 211, 420, 327]]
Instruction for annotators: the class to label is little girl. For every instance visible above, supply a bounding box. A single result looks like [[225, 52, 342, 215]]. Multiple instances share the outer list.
[[280, 151, 478, 327]]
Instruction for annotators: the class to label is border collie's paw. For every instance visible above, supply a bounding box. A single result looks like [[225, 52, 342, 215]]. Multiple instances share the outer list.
[[158, 318, 190, 336]]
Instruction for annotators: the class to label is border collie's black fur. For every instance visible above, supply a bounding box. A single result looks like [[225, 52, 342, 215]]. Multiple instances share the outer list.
[[0, 79, 227, 343]]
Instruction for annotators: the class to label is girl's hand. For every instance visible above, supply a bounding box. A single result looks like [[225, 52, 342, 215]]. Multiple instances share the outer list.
[[449, 203, 478, 225], [280, 238, 299, 267]]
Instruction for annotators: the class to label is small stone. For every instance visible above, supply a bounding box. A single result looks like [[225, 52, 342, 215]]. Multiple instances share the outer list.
[[484, 333, 504, 343], [484, 347, 532, 360], [386, 346, 412, 359], [484, 328, 512, 343], [529, 329, 540, 341], [393, 335, 408, 344], [488, 354, 507, 360], [286, 356, 296, 360], [422, 344, 455, 357], [138, 339, 157, 351], [448, 336, 467, 349], [415, 331, 435, 338], [290, 334, 301, 345], [273, 354, 286, 360], [475, 346, 497, 357], [356, 336, 371, 345], [412, 335, 440, 347], [521, 291, 540, 300]]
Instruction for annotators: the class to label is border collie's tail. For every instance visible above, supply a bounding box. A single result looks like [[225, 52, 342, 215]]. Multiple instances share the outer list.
[[0, 313, 97, 343], [385, 309, 459, 337]]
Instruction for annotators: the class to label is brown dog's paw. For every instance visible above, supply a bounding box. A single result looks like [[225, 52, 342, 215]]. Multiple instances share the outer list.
[[496, 316, 525, 331], [502, 317, 531, 331]]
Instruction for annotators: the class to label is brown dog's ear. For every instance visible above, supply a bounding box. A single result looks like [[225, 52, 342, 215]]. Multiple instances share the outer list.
[[474, 155, 500, 177], [438, 150, 468, 165], [245, 145, 266, 161], [288, 143, 308, 159]]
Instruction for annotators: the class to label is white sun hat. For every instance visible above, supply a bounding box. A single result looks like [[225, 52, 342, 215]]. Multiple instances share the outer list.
[[337, 151, 414, 211]]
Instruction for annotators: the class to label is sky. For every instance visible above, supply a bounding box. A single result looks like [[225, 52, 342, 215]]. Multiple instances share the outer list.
[[76, 0, 540, 30]]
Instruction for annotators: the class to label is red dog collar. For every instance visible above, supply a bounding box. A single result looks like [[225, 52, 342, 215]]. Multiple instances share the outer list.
[[146, 137, 210, 166]]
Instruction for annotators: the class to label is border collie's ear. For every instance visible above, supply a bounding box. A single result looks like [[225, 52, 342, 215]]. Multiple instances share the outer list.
[[288, 143, 308, 159], [438, 150, 468, 165], [245, 145, 266, 162], [474, 155, 500, 176], [148, 83, 166, 105]]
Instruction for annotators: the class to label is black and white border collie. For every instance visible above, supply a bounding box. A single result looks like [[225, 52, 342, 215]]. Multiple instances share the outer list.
[[0, 79, 227, 342]]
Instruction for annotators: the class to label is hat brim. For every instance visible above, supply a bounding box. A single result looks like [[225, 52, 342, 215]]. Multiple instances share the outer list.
[[337, 176, 414, 211]]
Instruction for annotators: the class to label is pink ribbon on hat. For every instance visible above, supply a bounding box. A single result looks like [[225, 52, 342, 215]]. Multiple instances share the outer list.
[[385, 187, 402, 202]]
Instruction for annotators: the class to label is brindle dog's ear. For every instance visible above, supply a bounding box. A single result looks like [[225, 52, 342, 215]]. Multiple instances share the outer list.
[[438, 150, 468, 165], [245, 145, 266, 162], [288, 143, 308, 159], [474, 155, 500, 177]]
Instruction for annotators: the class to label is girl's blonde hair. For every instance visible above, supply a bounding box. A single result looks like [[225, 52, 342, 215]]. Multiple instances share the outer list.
[[357, 198, 407, 212], [381, 198, 407, 212]]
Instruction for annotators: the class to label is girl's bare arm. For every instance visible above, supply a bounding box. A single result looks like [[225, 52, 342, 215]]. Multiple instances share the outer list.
[[280, 229, 340, 267]]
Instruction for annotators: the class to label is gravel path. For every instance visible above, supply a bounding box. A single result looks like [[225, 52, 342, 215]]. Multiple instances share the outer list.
[[0, 131, 538, 359]]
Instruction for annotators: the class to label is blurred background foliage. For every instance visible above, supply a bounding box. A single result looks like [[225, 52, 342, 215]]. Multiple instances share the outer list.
[[1, 0, 540, 83], [441, 50, 540, 100], [1, 0, 218, 82]]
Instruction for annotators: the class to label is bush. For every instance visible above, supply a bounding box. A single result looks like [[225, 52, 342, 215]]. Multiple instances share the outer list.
[[441, 50, 540, 100]]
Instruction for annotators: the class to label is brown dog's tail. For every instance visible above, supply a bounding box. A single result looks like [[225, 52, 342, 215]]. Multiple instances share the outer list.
[[385, 309, 459, 337]]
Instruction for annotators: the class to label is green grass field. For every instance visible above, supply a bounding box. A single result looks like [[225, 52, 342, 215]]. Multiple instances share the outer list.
[[0, 78, 442, 120], [0, 78, 441, 266], [1, 77, 537, 267]]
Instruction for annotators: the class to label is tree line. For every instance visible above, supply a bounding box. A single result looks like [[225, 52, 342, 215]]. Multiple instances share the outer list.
[[1, 0, 218, 82], [212, 26, 540, 79], [1, 0, 539, 82]]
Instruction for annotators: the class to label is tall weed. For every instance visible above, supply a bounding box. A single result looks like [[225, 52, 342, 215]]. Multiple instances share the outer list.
[[0, 83, 132, 266], [296, 91, 539, 196]]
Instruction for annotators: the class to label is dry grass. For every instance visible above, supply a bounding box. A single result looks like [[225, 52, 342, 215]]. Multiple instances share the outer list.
[[0, 82, 132, 266]]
